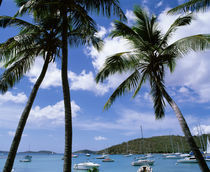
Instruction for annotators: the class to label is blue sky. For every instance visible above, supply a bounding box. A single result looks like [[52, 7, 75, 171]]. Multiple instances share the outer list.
[[0, 0, 210, 153]]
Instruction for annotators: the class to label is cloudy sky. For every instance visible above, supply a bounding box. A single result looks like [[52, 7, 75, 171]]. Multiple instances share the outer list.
[[0, 0, 210, 153]]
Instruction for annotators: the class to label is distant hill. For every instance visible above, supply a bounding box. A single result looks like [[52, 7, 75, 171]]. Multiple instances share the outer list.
[[18, 150, 56, 154], [73, 149, 97, 154], [97, 134, 210, 154]]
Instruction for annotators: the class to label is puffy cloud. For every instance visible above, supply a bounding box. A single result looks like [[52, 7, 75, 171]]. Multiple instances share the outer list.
[[69, 70, 109, 95], [26, 57, 61, 89], [192, 125, 210, 135], [0, 92, 27, 104], [156, 1, 163, 8], [94, 136, 107, 141], [125, 10, 136, 26], [95, 26, 107, 39], [29, 100, 80, 126], [158, 10, 210, 103]]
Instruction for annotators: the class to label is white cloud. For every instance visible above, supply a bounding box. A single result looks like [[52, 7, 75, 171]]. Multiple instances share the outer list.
[[125, 10, 136, 26], [0, 92, 27, 104], [29, 100, 80, 126], [69, 70, 109, 95], [26, 57, 61, 89], [8, 131, 27, 137], [158, 9, 210, 103], [95, 26, 107, 39], [156, 1, 163, 8], [192, 125, 210, 135], [94, 136, 107, 141]]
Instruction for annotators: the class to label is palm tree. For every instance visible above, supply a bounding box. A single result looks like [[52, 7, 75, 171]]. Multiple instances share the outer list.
[[0, 15, 62, 172], [96, 6, 210, 172], [14, 0, 126, 171], [168, 0, 210, 14]]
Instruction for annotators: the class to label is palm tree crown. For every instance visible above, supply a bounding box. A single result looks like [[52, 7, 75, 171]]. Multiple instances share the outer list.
[[96, 6, 210, 171], [96, 6, 209, 118]]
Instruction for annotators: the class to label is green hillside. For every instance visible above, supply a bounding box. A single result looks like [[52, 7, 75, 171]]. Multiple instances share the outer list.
[[98, 134, 209, 154]]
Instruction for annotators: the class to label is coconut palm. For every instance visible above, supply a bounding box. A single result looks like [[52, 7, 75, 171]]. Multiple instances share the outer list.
[[168, 0, 210, 14], [0, 15, 62, 172], [96, 6, 210, 172], [14, 0, 126, 171]]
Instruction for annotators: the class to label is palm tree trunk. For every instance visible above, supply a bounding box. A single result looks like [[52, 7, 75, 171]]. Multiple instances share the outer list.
[[162, 89, 209, 172], [3, 55, 50, 172], [61, 5, 72, 172]]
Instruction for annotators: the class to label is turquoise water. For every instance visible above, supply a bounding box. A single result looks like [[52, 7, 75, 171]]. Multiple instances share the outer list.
[[0, 154, 210, 171]]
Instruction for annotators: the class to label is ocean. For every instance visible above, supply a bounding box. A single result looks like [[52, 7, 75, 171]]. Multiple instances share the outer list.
[[0, 154, 209, 171]]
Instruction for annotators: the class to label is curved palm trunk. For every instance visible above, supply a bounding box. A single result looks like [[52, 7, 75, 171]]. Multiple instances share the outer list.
[[61, 5, 72, 172], [3, 55, 50, 172], [163, 90, 209, 172]]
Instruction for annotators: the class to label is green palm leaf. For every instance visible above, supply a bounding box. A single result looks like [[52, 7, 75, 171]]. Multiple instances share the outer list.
[[168, 0, 210, 14]]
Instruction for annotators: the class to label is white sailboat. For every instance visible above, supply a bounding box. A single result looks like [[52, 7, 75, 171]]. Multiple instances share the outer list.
[[132, 126, 155, 166], [205, 136, 210, 159], [124, 142, 132, 157]]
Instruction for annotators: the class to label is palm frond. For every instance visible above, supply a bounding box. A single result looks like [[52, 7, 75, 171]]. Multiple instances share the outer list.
[[168, 0, 210, 14], [95, 52, 137, 83], [104, 69, 141, 109], [0, 16, 38, 30], [160, 14, 193, 48], [0, 55, 35, 93], [166, 34, 210, 56], [150, 79, 166, 119], [82, 0, 126, 21]]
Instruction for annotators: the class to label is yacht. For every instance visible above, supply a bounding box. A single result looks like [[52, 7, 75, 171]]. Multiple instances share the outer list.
[[132, 159, 154, 166], [19, 155, 32, 162], [177, 156, 198, 163], [73, 161, 100, 170], [102, 157, 114, 162]]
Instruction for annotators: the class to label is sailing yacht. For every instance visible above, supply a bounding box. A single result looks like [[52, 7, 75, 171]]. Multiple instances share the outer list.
[[132, 126, 155, 166]]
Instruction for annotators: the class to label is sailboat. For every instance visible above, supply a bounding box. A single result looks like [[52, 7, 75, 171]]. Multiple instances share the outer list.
[[205, 136, 210, 159], [132, 126, 154, 167], [124, 142, 132, 157]]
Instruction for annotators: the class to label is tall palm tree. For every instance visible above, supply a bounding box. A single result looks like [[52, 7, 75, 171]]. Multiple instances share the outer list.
[[96, 6, 210, 172], [0, 15, 62, 172], [14, 0, 126, 171], [168, 0, 210, 14]]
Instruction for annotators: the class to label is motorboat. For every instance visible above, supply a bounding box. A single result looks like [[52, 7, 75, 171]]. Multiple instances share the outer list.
[[124, 153, 133, 157], [102, 157, 114, 162], [85, 153, 91, 157], [165, 155, 181, 159], [19, 155, 32, 162], [96, 154, 107, 159], [132, 159, 154, 166], [177, 156, 198, 163], [137, 165, 152, 172], [73, 162, 100, 170], [72, 154, 78, 158], [179, 153, 190, 157]]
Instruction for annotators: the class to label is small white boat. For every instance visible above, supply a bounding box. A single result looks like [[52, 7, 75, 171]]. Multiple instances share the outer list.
[[85, 153, 91, 157], [137, 165, 152, 172], [124, 153, 133, 157], [132, 159, 154, 166], [165, 155, 181, 159], [177, 156, 197, 163], [179, 153, 190, 157], [136, 156, 147, 160], [19, 155, 32, 162], [96, 154, 107, 159], [72, 154, 78, 158], [102, 157, 114, 162], [73, 162, 100, 170]]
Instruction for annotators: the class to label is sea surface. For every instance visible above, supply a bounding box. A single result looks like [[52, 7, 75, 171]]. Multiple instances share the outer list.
[[0, 153, 210, 172]]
